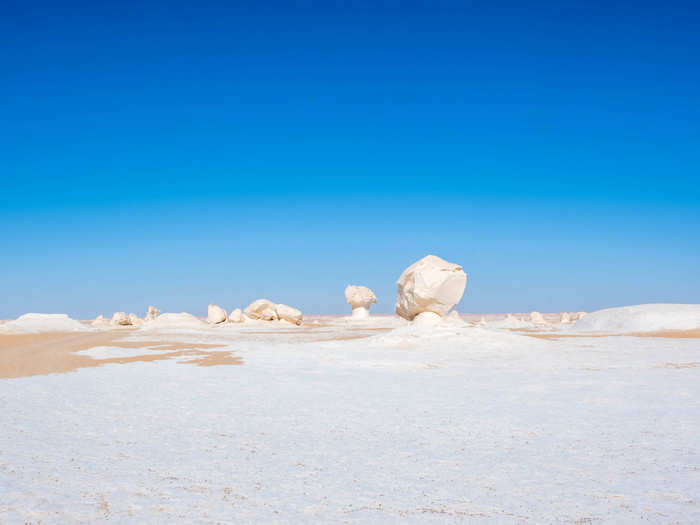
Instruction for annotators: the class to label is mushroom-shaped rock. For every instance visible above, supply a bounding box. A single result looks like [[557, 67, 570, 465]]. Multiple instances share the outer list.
[[276, 304, 303, 325], [229, 308, 244, 323], [345, 285, 377, 319], [129, 313, 144, 326], [244, 299, 279, 321], [207, 304, 228, 324], [145, 306, 160, 321], [111, 312, 132, 326], [395, 255, 467, 321]]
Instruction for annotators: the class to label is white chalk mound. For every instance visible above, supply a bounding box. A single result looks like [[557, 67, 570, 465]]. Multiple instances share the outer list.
[[143, 312, 206, 329], [229, 308, 244, 323], [570, 304, 700, 333], [91, 315, 110, 328], [345, 285, 376, 319], [486, 314, 531, 330], [276, 304, 303, 325], [129, 313, 144, 326], [395, 255, 467, 321], [530, 311, 547, 325], [0, 313, 89, 333], [207, 304, 228, 324]]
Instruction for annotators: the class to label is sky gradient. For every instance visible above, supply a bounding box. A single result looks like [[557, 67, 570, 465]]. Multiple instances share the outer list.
[[2, 1, 699, 318]]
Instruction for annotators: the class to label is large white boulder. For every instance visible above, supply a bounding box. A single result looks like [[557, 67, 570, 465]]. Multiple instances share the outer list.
[[395, 255, 467, 321], [560, 312, 572, 324], [276, 304, 303, 325], [207, 304, 228, 324], [129, 313, 144, 326], [244, 299, 279, 321], [229, 308, 245, 323], [111, 312, 132, 326], [145, 305, 160, 321], [345, 285, 377, 319]]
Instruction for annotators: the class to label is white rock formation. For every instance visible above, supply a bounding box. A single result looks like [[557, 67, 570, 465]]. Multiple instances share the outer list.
[[207, 304, 228, 324], [395, 255, 467, 321], [571, 311, 587, 321], [145, 306, 160, 321], [111, 312, 132, 326], [345, 285, 377, 319], [91, 315, 110, 328], [242, 299, 304, 324], [530, 311, 547, 325], [229, 308, 245, 323], [276, 304, 303, 325], [129, 313, 144, 326], [560, 312, 572, 324], [244, 299, 279, 321]]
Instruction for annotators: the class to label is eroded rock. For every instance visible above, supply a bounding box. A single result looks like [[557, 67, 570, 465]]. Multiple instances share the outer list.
[[207, 304, 228, 324], [345, 285, 377, 319], [395, 255, 467, 321]]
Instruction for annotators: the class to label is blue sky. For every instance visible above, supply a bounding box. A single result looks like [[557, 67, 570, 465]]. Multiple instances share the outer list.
[[1, 1, 699, 318]]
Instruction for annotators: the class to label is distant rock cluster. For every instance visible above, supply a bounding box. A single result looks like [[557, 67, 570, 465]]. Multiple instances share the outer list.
[[58, 254, 600, 333]]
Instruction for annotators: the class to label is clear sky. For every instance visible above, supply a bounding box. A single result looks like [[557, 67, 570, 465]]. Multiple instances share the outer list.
[[2, 1, 699, 318]]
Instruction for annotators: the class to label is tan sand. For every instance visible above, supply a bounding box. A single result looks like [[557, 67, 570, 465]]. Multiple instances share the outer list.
[[515, 328, 700, 340], [0, 331, 241, 379]]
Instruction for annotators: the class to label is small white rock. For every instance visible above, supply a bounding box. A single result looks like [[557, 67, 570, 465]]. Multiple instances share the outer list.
[[207, 304, 228, 324], [276, 304, 303, 325], [228, 308, 244, 323]]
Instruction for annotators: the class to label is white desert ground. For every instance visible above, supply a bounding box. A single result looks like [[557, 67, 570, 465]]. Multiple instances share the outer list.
[[1, 307, 699, 524]]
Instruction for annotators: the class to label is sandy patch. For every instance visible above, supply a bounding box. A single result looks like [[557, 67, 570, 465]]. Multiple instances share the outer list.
[[0, 331, 240, 379], [515, 328, 700, 340], [661, 362, 700, 369]]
